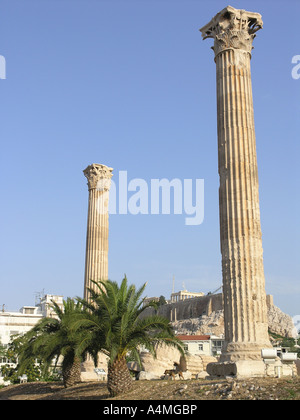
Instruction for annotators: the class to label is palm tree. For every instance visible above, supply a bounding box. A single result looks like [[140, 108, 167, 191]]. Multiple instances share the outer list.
[[74, 276, 185, 397], [17, 298, 87, 388]]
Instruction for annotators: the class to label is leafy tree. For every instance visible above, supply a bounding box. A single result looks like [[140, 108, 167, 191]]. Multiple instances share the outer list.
[[17, 298, 87, 388], [1, 362, 41, 384], [0, 342, 6, 358], [158, 296, 167, 307], [0, 336, 43, 384], [74, 276, 184, 397], [269, 331, 300, 358]]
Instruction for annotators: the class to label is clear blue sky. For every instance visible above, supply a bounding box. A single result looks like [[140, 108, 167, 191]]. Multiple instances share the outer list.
[[0, 0, 299, 317]]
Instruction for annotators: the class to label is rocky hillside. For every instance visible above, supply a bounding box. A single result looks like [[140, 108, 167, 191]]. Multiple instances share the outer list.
[[171, 305, 296, 338]]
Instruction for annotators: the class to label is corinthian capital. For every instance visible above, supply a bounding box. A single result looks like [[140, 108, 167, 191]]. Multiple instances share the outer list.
[[200, 6, 263, 58], [83, 163, 113, 191]]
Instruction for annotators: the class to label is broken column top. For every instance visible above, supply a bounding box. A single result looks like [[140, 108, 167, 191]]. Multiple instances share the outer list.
[[200, 5, 263, 57]]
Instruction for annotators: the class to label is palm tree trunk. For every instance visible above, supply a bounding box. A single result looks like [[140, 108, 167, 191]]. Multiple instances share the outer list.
[[62, 355, 81, 388], [107, 356, 132, 397]]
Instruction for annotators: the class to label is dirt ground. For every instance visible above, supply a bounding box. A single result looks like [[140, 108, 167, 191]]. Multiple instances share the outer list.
[[0, 377, 299, 400]]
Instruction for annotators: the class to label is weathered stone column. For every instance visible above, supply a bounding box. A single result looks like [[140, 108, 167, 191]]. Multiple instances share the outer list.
[[81, 163, 112, 381], [83, 163, 113, 301], [200, 6, 272, 376]]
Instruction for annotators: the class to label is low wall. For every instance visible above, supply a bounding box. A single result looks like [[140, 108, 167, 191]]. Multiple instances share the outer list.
[[142, 293, 223, 322]]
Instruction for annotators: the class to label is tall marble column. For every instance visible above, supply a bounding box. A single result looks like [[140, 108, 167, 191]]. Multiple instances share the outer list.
[[200, 6, 272, 376], [83, 163, 113, 301], [81, 163, 113, 381]]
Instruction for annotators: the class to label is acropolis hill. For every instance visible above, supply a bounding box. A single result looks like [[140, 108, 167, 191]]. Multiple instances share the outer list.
[[142, 293, 296, 339]]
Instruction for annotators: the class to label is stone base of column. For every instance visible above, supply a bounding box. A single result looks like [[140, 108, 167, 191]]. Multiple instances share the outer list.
[[220, 341, 273, 363], [80, 359, 99, 382], [206, 360, 297, 379], [80, 353, 109, 382], [206, 340, 274, 378], [206, 360, 266, 378]]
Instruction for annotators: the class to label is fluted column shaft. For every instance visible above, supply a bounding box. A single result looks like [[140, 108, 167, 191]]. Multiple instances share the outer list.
[[200, 6, 271, 362], [217, 48, 270, 358]]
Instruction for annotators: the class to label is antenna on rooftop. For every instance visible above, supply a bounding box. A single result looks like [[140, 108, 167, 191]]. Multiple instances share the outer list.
[[34, 289, 45, 306]]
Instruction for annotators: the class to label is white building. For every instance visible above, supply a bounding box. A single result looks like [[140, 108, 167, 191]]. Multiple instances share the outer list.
[[176, 334, 225, 357], [36, 294, 64, 318], [0, 294, 63, 366], [0, 294, 63, 346]]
